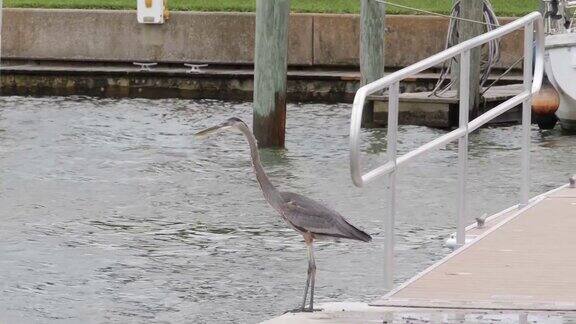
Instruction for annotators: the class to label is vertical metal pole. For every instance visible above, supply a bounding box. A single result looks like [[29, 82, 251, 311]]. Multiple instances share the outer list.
[[384, 81, 399, 290], [360, 0, 386, 127], [520, 23, 534, 206], [253, 0, 291, 148], [457, 50, 470, 247]]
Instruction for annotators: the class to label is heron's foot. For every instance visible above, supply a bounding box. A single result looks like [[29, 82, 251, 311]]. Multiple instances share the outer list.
[[284, 307, 323, 313]]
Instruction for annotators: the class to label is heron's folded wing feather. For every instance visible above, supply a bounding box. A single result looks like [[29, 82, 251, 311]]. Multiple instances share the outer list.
[[280, 192, 371, 242]]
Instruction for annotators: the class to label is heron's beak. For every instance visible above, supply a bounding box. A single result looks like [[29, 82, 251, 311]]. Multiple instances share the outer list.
[[194, 122, 232, 138]]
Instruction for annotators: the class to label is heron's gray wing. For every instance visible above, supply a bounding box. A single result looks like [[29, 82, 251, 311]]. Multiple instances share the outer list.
[[280, 192, 371, 242]]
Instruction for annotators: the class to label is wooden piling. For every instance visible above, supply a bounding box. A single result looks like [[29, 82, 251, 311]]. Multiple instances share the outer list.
[[460, 0, 483, 118], [0, 0, 3, 90], [360, 0, 386, 127], [455, 0, 484, 118], [253, 0, 290, 148]]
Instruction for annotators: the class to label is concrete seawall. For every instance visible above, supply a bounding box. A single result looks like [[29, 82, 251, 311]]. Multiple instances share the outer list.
[[2, 9, 523, 69]]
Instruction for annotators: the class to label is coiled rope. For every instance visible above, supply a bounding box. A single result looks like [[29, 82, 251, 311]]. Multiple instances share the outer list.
[[375, 0, 502, 97]]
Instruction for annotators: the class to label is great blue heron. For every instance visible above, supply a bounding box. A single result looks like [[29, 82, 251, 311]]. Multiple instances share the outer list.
[[195, 117, 372, 312]]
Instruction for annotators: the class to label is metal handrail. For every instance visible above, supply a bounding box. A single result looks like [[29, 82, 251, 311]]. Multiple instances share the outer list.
[[349, 12, 544, 290]]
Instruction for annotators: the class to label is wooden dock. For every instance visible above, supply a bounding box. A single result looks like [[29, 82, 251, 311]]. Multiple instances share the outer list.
[[265, 184, 576, 323], [371, 84, 524, 128]]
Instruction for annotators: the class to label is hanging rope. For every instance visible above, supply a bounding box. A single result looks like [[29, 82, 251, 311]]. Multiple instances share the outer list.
[[480, 56, 523, 96], [429, 0, 501, 97], [374, 0, 502, 97], [374, 0, 498, 27]]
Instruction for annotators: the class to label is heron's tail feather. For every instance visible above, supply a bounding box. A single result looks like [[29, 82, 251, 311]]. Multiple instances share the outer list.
[[344, 222, 372, 242]]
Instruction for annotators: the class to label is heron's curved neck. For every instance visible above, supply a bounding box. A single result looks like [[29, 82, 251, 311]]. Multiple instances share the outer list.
[[236, 124, 283, 206]]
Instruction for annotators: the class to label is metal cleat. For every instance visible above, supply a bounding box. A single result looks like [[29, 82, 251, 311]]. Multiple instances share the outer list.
[[475, 213, 488, 228], [133, 62, 158, 71], [570, 175, 576, 188], [184, 63, 209, 74]]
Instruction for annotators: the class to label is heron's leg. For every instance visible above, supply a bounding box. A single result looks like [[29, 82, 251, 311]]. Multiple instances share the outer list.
[[300, 245, 312, 311], [308, 241, 317, 312]]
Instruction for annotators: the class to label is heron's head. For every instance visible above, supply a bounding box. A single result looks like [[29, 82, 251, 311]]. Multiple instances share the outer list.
[[194, 117, 248, 138]]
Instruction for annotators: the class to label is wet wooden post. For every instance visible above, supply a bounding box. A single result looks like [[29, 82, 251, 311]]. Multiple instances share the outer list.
[[0, 0, 3, 96], [0, 0, 3, 73], [454, 0, 484, 118], [360, 0, 386, 127], [253, 0, 290, 148]]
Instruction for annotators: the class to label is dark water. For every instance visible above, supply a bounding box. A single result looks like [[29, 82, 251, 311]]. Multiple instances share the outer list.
[[0, 96, 574, 323]]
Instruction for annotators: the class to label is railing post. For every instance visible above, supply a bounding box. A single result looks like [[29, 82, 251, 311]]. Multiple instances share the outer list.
[[457, 50, 470, 247], [384, 81, 399, 290], [520, 22, 534, 206]]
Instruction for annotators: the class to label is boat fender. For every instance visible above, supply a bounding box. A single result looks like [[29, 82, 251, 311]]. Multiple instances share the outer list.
[[532, 84, 560, 116]]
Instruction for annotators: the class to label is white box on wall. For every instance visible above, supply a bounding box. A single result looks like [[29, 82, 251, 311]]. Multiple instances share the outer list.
[[137, 0, 164, 24]]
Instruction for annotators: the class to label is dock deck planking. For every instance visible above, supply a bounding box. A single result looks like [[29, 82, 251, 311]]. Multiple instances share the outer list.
[[376, 186, 576, 311]]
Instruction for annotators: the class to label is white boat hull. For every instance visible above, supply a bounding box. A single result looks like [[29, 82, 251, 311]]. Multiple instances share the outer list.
[[545, 33, 576, 130]]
